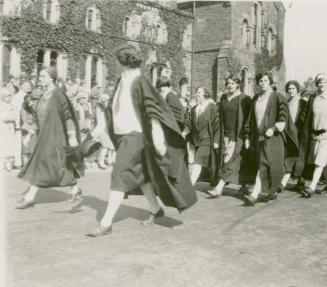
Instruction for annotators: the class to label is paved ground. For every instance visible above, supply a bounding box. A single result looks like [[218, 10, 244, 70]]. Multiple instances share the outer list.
[[3, 168, 327, 287]]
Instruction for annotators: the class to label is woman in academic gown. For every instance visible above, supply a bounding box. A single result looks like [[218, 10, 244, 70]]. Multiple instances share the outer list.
[[16, 67, 82, 209], [243, 72, 298, 205], [88, 45, 197, 237], [208, 76, 252, 197], [184, 87, 220, 186]]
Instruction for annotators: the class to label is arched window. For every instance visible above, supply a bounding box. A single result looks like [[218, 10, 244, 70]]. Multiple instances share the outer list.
[[50, 51, 57, 67], [2, 44, 11, 84], [240, 66, 253, 96], [86, 7, 101, 32], [241, 19, 250, 49], [43, 0, 60, 24], [253, 4, 258, 47], [45, 0, 51, 21], [123, 17, 130, 36], [0, 0, 4, 14]]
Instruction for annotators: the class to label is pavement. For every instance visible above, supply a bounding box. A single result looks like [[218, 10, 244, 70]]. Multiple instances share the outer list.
[[2, 168, 327, 287]]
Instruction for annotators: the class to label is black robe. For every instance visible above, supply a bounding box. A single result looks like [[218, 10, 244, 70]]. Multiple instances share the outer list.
[[215, 93, 252, 185], [18, 88, 81, 187], [106, 75, 197, 212], [245, 92, 298, 195]]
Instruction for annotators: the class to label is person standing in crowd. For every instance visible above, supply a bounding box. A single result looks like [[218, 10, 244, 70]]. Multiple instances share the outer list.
[[16, 67, 82, 209], [6, 75, 19, 96], [157, 76, 186, 131], [179, 77, 190, 110], [88, 45, 197, 237], [278, 80, 307, 193], [208, 76, 252, 197], [91, 92, 115, 169], [75, 93, 92, 135], [0, 88, 17, 171], [20, 85, 42, 165], [243, 72, 298, 205], [299, 73, 327, 197], [11, 80, 32, 169], [183, 87, 220, 186], [90, 82, 100, 124]]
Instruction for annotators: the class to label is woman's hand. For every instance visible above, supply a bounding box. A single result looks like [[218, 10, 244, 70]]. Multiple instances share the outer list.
[[154, 141, 167, 157], [244, 139, 250, 149], [68, 137, 78, 147], [23, 134, 31, 147], [213, 143, 219, 149], [265, 128, 274, 138]]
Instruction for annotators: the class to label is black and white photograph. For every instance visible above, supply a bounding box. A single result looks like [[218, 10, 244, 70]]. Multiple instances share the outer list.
[[0, 0, 327, 286]]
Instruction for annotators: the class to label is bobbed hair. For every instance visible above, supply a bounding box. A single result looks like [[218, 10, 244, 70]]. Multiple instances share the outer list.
[[116, 45, 142, 68]]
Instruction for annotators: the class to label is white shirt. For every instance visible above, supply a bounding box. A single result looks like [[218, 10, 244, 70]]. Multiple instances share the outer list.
[[255, 93, 270, 130], [112, 68, 142, 135], [288, 96, 300, 123], [313, 92, 327, 130], [11, 90, 26, 129]]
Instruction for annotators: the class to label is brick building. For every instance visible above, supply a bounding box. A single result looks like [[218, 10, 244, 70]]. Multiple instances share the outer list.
[[178, 1, 286, 97], [0, 0, 192, 92]]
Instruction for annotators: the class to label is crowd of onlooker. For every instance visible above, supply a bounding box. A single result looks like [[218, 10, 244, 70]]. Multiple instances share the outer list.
[[0, 75, 116, 172]]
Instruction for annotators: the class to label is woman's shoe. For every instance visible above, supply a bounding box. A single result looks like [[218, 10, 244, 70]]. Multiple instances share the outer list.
[[243, 195, 257, 206], [66, 188, 83, 203], [277, 184, 284, 193], [207, 188, 222, 198], [86, 225, 112, 237], [300, 187, 314, 198], [15, 199, 36, 209], [141, 207, 165, 225]]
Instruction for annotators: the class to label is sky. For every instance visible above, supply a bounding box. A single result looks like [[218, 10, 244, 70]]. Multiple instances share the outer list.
[[284, 0, 327, 84]]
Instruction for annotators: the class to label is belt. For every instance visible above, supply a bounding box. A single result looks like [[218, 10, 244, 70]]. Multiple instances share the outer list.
[[312, 129, 327, 136]]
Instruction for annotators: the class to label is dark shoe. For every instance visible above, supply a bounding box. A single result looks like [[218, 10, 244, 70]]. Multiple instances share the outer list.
[[300, 187, 314, 198], [86, 225, 112, 237], [260, 192, 277, 202], [243, 195, 257, 206], [15, 199, 35, 209], [277, 184, 284, 193], [66, 188, 82, 203], [292, 179, 305, 191], [141, 207, 165, 225]]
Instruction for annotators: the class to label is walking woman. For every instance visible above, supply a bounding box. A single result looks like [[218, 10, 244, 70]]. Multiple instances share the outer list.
[[16, 67, 82, 209], [243, 72, 298, 205], [88, 45, 197, 237], [184, 87, 219, 185], [279, 80, 307, 192], [299, 73, 327, 197], [208, 76, 252, 197]]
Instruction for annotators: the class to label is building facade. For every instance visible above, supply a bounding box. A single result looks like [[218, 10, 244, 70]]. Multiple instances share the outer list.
[[178, 1, 286, 97], [0, 0, 192, 91]]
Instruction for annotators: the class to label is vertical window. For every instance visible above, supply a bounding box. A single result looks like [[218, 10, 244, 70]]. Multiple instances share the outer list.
[[253, 4, 258, 47], [2, 45, 11, 84], [267, 28, 273, 53], [46, 0, 51, 21], [87, 9, 93, 30], [50, 51, 57, 67], [0, 0, 4, 14], [241, 20, 250, 49], [124, 17, 130, 36]]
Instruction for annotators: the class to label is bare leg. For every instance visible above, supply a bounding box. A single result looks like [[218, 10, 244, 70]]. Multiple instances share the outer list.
[[281, 173, 291, 188], [190, 164, 202, 186], [100, 190, 125, 227], [98, 148, 108, 167], [208, 179, 225, 196], [309, 166, 324, 191], [141, 182, 161, 214], [24, 185, 38, 202], [251, 171, 262, 200]]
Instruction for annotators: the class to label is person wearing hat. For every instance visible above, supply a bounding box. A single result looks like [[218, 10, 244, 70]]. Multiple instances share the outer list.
[[299, 73, 327, 197], [16, 67, 82, 209], [75, 91, 92, 135], [0, 87, 17, 171], [88, 44, 197, 237]]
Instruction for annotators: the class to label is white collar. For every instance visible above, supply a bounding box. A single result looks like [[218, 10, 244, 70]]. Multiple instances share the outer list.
[[226, 90, 241, 101]]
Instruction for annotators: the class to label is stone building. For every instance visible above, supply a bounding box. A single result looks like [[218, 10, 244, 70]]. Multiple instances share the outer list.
[[178, 1, 286, 97], [0, 0, 192, 92]]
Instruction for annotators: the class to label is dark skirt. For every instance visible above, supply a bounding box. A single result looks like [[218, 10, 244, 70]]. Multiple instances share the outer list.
[[111, 132, 148, 192], [194, 145, 210, 167]]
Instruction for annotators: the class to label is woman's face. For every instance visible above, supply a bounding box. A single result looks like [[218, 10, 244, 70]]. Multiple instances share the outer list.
[[317, 79, 327, 93], [258, 75, 271, 92], [287, 84, 298, 98], [39, 70, 53, 87], [196, 88, 205, 103], [226, 78, 238, 93]]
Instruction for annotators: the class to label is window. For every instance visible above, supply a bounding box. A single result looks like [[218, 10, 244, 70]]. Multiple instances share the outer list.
[[123, 17, 130, 36], [240, 66, 253, 96], [2, 44, 11, 84], [0, 0, 4, 14], [86, 7, 101, 32], [267, 28, 273, 53], [43, 0, 60, 24], [253, 4, 258, 47], [241, 19, 250, 49], [50, 51, 57, 67]]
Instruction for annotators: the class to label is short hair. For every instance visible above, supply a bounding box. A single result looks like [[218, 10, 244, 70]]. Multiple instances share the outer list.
[[225, 76, 241, 87], [156, 76, 171, 90], [196, 86, 211, 99], [116, 45, 142, 68], [314, 73, 327, 87], [179, 77, 189, 87], [285, 80, 301, 93], [255, 72, 274, 85]]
